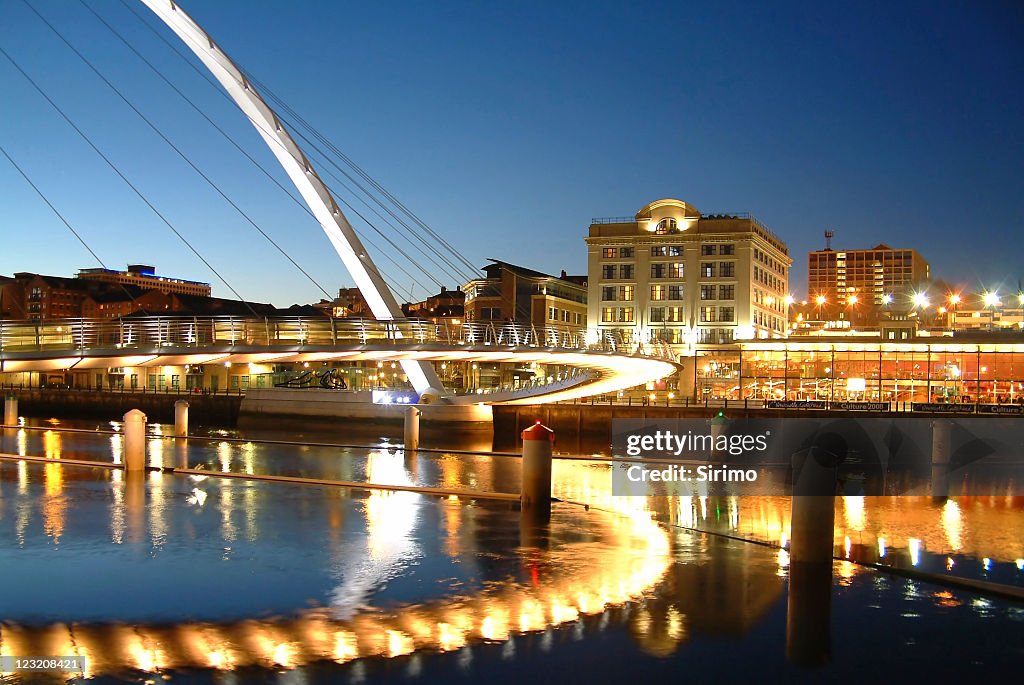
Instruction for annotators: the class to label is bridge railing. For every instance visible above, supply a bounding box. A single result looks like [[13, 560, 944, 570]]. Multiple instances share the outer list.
[[0, 316, 676, 361]]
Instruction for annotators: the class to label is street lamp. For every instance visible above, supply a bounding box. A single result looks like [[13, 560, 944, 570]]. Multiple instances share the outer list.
[[815, 295, 826, 321], [948, 293, 961, 331], [983, 291, 1000, 330]]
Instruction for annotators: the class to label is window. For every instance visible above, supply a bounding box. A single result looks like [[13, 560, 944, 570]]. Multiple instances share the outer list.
[[657, 328, 685, 344], [669, 262, 684, 278], [649, 307, 665, 322], [701, 244, 716, 256], [668, 285, 684, 300], [562, 310, 570, 322], [574, 312, 583, 325], [700, 285, 716, 300], [719, 285, 735, 300], [619, 285, 634, 301], [700, 306, 717, 322], [481, 307, 501, 320], [701, 263, 715, 278], [720, 244, 735, 255], [619, 247, 634, 258], [720, 262, 735, 277], [549, 307, 558, 320], [719, 306, 734, 322], [602, 247, 617, 258], [651, 246, 666, 257], [666, 306, 684, 322], [602, 265, 616, 279], [171, 374, 180, 390], [601, 307, 615, 323], [655, 218, 677, 234], [620, 264, 634, 279], [618, 307, 634, 322], [601, 286, 616, 301], [665, 246, 682, 256], [651, 263, 666, 279], [650, 285, 666, 301]]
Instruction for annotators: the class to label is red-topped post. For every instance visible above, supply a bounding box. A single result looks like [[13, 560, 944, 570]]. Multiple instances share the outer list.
[[522, 421, 554, 520]]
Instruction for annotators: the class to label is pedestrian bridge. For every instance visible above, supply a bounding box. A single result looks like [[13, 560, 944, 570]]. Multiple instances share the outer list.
[[0, 316, 677, 404]]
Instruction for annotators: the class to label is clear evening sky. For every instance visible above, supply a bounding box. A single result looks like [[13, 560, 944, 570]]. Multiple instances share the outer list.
[[1, 0, 1021, 307]]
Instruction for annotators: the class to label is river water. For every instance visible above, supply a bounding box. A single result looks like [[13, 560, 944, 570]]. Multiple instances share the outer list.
[[0, 418, 1021, 682]]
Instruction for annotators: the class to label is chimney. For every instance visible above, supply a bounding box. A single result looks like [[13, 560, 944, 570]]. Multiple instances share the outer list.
[[560, 270, 567, 279], [441, 286, 447, 292]]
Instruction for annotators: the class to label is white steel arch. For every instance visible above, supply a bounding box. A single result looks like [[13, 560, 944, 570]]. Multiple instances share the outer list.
[[140, 0, 444, 395]]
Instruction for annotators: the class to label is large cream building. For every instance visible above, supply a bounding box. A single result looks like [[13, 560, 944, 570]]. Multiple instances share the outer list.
[[586, 199, 791, 354]]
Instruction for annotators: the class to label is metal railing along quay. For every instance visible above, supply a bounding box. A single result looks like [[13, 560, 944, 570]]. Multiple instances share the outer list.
[[0, 316, 674, 359]]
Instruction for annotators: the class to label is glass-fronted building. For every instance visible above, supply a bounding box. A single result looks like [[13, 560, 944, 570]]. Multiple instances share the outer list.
[[688, 336, 1024, 405]]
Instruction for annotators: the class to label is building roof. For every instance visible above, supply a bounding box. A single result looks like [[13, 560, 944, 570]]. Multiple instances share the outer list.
[[481, 259, 585, 286]]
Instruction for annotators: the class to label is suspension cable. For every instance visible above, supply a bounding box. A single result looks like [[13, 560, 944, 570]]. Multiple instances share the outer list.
[[0, 143, 152, 316], [0, 44, 261, 317]]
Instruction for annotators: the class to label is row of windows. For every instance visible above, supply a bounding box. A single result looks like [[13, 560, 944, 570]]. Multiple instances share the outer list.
[[700, 244, 735, 256], [700, 284, 735, 300], [602, 284, 736, 301], [753, 265, 783, 291], [602, 247, 635, 258], [754, 310, 783, 330], [600, 306, 736, 324], [701, 262, 736, 278], [753, 247, 786, 275], [547, 307, 584, 325]]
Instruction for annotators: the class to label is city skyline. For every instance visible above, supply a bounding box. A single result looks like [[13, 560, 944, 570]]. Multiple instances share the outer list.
[[1, 0, 1022, 307]]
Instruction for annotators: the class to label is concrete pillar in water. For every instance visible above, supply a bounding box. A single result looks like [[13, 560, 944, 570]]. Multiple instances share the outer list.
[[3, 395, 17, 426], [123, 409, 147, 472], [786, 432, 843, 666], [174, 400, 190, 438], [404, 405, 421, 451], [931, 419, 951, 501], [521, 421, 554, 522]]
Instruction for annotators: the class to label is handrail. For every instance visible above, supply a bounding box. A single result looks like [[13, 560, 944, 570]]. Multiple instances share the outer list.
[[0, 316, 676, 362]]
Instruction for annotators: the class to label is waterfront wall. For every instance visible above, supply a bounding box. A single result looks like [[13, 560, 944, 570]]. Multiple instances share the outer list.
[[492, 404, 897, 451], [2, 388, 242, 425]]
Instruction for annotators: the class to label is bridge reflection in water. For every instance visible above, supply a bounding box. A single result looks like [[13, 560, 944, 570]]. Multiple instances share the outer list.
[[1, 424, 1022, 680]]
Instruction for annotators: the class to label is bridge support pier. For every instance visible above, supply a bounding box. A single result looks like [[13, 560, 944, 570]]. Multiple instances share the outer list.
[[404, 406, 420, 451], [786, 433, 843, 666], [521, 422, 554, 525], [124, 409, 147, 472], [175, 400, 190, 438], [931, 420, 951, 502], [3, 395, 17, 426]]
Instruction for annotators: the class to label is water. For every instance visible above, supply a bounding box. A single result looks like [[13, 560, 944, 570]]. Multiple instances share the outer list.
[[1, 420, 1022, 682]]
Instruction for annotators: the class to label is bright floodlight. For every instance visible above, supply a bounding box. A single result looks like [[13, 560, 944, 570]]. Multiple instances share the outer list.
[[815, 295, 826, 306], [983, 291, 1001, 308], [848, 294, 859, 305], [882, 294, 893, 305], [784, 294, 795, 306], [948, 293, 961, 305], [911, 292, 930, 309]]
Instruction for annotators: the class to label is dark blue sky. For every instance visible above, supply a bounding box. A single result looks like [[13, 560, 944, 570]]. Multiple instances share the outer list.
[[1, 0, 1021, 305]]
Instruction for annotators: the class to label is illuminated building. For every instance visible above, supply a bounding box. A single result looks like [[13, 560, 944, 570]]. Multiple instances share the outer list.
[[462, 260, 587, 327], [77, 264, 211, 297], [586, 198, 791, 349], [808, 244, 929, 307]]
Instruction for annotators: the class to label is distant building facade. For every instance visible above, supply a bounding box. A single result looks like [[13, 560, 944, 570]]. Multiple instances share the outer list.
[[77, 264, 211, 297], [808, 244, 929, 306], [402, 286, 465, 324], [586, 198, 791, 349], [462, 260, 587, 327]]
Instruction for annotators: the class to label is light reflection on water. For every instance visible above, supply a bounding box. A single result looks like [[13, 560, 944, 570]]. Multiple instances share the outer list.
[[1, 421, 1023, 681]]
